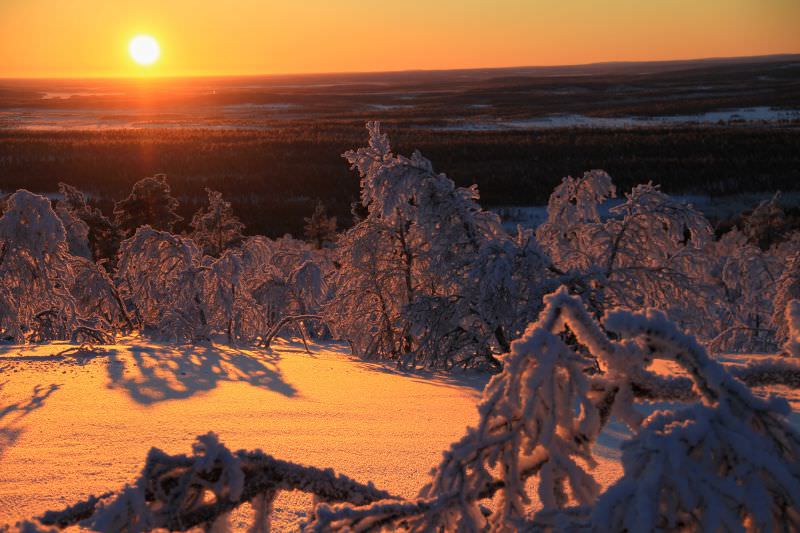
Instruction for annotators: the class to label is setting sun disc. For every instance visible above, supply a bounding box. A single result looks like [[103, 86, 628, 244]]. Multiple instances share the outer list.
[[129, 35, 160, 66]]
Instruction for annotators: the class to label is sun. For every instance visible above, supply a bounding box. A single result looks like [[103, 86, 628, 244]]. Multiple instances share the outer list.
[[129, 35, 160, 66]]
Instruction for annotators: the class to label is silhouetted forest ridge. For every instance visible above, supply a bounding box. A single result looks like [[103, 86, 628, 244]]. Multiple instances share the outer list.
[[1, 125, 799, 236]]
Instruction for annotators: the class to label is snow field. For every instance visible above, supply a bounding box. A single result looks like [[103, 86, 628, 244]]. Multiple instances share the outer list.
[[0, 338, 489, 528]]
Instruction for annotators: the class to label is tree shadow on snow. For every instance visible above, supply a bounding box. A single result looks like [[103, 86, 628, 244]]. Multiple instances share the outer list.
[[106, 343, 297, 405], [353, 360, 490, 396], [0, 346, 113, 365], [0, 381, 60, 459]]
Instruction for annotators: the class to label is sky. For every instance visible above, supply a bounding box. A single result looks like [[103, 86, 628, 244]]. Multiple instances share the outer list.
[[1, 0, 799, 78]]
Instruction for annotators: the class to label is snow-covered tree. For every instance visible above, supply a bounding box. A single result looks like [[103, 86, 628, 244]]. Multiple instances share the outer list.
[[69, 255, 133, 339], [708, 196, 800, 353], [326, 122, 537, 369], [190, 188, 245, 258], [56, 203, 92, 259], [58, 182, 120, 266], [707, 228, 782, 352], [537, 172, 716, 336], [304, 200, 337, 249], [196, 245, 290, 344], [774, 251, 800, 349], [325, 218, 403, 358], [468, 226, 555, 353], [249, 237, 330, 344], [116, 226, 207, 342], [198, 250, 246, 343], [114, 174, 183, 237], [592, 308, 800, 531], [741, 192, 792, 250], [0, 190, 78, 342]]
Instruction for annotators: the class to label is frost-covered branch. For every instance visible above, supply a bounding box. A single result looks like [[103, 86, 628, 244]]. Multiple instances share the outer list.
[[261, 314, 324, 352], [33, 433, 395, 532]]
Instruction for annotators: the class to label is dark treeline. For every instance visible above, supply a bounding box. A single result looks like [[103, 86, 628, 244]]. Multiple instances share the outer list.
[[1, 124, 799, 236]]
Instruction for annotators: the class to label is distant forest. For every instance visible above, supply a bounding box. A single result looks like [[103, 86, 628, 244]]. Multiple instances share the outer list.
[[1, 124, 799, 236]]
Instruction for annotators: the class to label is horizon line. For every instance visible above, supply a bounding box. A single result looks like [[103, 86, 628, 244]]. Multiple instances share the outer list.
[[1, 52, 799, 82]]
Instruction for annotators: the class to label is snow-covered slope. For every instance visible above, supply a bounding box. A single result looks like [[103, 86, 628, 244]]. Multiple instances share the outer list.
[[1, 339, 494, 528], [1, 339, 797, 529]]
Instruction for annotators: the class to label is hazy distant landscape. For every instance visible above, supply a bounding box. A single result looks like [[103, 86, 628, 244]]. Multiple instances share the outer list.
[[2, 54, 799, 235], [3, 54, 800, 127]]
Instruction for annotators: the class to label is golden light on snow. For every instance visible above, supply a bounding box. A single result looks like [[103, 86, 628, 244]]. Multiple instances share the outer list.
[[128, 35, 160, 66], [0, 339, 489, 527]]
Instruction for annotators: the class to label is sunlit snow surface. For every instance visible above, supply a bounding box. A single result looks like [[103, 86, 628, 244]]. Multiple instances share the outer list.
[[0, 339, 488, 528], [0, 339, 797, 529]]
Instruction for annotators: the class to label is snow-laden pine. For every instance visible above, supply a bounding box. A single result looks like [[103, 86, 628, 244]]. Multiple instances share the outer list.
[[303, 200, 337, 250], [113, 174, 182, 237], [190, 188, 246, 258]]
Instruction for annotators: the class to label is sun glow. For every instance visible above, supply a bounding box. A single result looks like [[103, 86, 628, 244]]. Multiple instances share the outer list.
[[129, 35, 160, 66]]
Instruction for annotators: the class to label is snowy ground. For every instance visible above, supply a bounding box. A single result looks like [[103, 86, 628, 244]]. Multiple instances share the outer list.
[[0, 338, 491, 529], [1, 339, 797, 530]]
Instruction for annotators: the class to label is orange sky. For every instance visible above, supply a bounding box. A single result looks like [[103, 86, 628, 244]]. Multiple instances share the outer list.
[[1, 0, 799, 78]]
